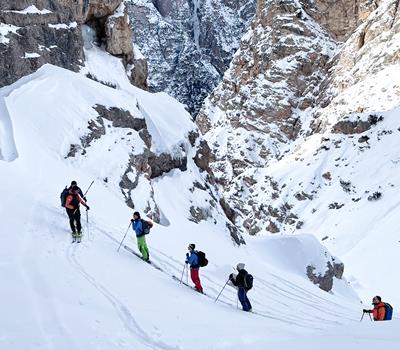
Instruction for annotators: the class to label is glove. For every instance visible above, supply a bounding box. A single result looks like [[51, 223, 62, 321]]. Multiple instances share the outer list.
[[131, 219, 134, 223], [86, 206, 90, 210], [229, 273, 234, 280], [363, 309, 368, 313], [83, 197, 87, 202], [186, 253, 189, 258]]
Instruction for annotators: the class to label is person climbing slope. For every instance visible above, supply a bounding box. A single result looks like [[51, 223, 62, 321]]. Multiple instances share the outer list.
[[185, 244, 203, 293], [69, 180, 85, 199], [229, 263, 253, 312], [363, 296, 393, 321], [131, 211, 150, 262], [65, 185, 89, 242]]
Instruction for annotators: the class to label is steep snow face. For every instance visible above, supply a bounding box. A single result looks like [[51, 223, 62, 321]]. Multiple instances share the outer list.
[[197, 0, 400, 304], [0, 52, 380, 349], [78, 45, 247, 244], [126, 0, 256, 115]]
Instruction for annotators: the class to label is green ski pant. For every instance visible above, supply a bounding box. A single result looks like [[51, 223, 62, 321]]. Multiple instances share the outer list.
[[137, 235, 149, 261]]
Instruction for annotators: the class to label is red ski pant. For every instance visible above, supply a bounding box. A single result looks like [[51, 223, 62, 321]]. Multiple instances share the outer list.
[[190, 268, 203, 292]]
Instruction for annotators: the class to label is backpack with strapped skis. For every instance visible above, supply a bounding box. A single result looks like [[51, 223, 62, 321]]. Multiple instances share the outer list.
[[141, 219, 153, 234], [244, 273, 253, 291], [196, 251, 208, 267], [384, 303, 393, 320]]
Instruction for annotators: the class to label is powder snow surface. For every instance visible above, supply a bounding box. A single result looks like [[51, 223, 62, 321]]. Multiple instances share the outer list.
[[0, 49, 398, 349]]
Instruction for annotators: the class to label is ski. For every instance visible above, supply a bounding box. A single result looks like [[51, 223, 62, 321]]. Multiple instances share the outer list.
[[122, 245, 163, 271], [172, 275, 206, 295]]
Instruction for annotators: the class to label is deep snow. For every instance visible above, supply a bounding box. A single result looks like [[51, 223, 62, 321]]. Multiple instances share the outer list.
[[0, 46, 398, 349]]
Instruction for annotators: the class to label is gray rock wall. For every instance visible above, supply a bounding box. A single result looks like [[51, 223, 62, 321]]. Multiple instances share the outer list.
[[0, 1, 85, 87]]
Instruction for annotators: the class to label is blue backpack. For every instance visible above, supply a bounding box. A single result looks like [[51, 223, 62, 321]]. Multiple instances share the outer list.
[[384, 303, 393, 320]]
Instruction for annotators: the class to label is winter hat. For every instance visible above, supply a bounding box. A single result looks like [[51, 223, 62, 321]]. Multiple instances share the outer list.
[[188, 243, 195, 250], [71, 180, 77, 186], [133, 211, 141, 218], [236, 263, 245, 271], [372, 296, 382, 304]]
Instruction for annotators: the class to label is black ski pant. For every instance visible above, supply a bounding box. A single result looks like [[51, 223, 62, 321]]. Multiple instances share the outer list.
[[66, 208, 82, 233], [238, 287, 252, 312]]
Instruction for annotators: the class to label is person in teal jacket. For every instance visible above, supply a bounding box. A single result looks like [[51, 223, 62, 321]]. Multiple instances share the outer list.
[[131, 211, 149, 261]]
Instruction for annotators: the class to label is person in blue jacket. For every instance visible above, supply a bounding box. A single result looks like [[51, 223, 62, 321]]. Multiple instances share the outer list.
[[185, 244, 203, 293], [131, 212, 149, 261]]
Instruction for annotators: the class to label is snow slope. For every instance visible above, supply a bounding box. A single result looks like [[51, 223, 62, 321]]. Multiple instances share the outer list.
[[0, 51, 398, 349]]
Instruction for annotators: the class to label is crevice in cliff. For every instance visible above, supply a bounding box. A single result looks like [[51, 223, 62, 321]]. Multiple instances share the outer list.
[[391, 0, 400, 29], [358, 28, 366, 49], [85, 17, 108, 47]]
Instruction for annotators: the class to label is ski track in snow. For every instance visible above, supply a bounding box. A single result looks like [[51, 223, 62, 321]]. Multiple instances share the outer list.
[[20, 203, 81, 350], [94, 226, 355, 330], [65, 239, 177, 350]]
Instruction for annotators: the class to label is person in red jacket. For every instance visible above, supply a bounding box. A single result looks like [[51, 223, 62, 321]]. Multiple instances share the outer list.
[[363, 296, 386, 321], [65, 185, 89, 240]]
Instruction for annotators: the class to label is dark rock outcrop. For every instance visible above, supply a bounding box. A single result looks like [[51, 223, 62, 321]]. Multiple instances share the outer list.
[[126, 0, 256, 115], [0, 0, 85, 87], [307, 259, 344, 292]]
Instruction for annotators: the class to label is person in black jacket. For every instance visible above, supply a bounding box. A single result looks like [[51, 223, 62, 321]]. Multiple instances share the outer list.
[[229, 263, 252, 312]]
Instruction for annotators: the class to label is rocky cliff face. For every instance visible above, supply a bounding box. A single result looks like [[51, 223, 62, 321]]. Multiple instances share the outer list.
[[197, 0, 336, 174], [0, 0, 245, 245], [125, 0, 256, 115], [0, 1, 85, 88], [0, 0, 148, 89], [197, 0, 400, 235]]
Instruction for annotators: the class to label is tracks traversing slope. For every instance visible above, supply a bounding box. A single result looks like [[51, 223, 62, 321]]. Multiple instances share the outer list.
[[94, 226, 358, 329], [65, 243, 178, 350]]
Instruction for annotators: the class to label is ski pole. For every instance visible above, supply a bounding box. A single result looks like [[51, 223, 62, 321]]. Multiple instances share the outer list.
[[86, 209, 90, 240], [83, 180, 94, 197], [117, 222, 131, 252], [180, 264, 186, 283], [186, 264, 189, 284], [215, 279, 230, 303], [360, 311, 365, 322]]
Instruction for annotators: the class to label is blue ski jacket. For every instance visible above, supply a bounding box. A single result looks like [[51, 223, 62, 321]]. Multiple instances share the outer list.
[[185, 251, 199, 269], [132, 219, 144, 237]]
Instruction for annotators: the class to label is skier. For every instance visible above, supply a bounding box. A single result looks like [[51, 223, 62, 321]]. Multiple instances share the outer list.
[[363, 296, 389, 321], [65, 185, 89, 241], [185, 244, 203, 293], [229, 263, 253, 312], [131, 212, 150, 262], [68, 180, 85, 200]]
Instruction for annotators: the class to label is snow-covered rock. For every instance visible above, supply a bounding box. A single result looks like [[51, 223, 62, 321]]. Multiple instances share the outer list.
[[197, 0, 400, 303]]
